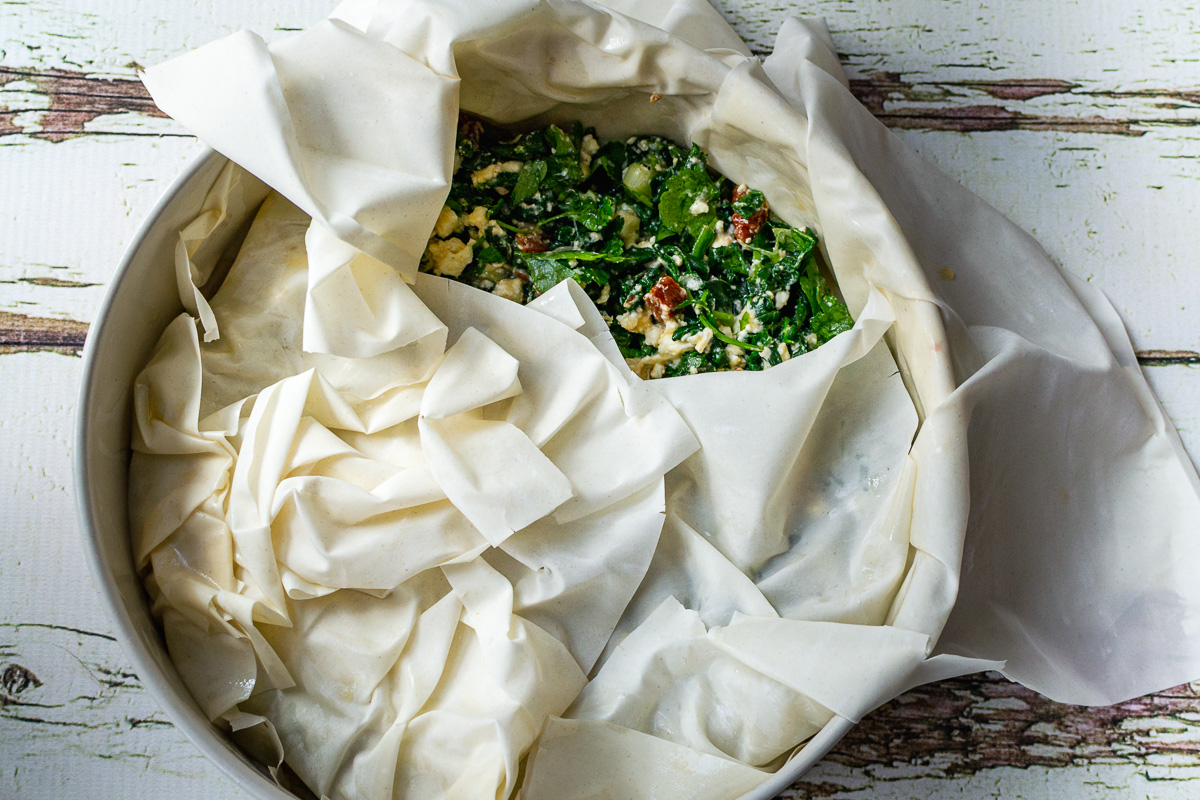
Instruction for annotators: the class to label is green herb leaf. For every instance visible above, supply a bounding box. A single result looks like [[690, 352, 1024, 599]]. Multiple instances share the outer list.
[[665, 350, 709, 377], [732, 188, 766, 218], [561, 191, 615, 231], [797, 260, 852, 342], [657, 158, 719, 238], [523, 255, 611, 294], [520, 249, 634, 264], [512, 160, 548, 205]]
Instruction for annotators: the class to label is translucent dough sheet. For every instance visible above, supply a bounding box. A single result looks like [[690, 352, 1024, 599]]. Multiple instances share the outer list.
[[126, 1, 1200, 798]]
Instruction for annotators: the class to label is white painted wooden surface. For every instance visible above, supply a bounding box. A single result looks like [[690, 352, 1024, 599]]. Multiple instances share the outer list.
[[2, 1, 1198, 798]]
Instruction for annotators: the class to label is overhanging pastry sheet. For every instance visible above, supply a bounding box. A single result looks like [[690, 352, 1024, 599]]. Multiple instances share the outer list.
[[128, 0, 1200, 798]]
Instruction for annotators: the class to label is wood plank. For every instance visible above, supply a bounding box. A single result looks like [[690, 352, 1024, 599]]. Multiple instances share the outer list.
[[0, 135, 203, 324], [0, 0, 327, 75], [2, 66, 1196, 143], [0, 353, 242, 799], [0, 624, 244, 798], [1, 1, 1197, 349], [2, 347, 1197, 800], [3, 621, 1199, 797], [7, 0, 1199, 90], [3, 103, 1199, 350], [2, 1, 1198, 142], [1, 308, 1195, 365], [826, 675, 1200, 776], [891, 126, 1200, 352], [713, 0, 1200, 85], [790, 762, 1200, 799]]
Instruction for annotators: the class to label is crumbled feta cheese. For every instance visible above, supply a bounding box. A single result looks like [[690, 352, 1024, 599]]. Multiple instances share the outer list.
[[617, 306, 653, 333], [774, 290, 789, 310], [685, 327, 714, 354], [682, 274, 703, 292], [433, 205, 462, 238], [622, 315, 702, 379], [778, 342, 791, 361], [726, 344, 745, 369], [655, 325, 689, 358], [672, 253, 684, 267], [713, 220, 734, 248], [580, 133, 599, 175], [471, 160, 523, 186], [689, 198, 709, 215], [492, 278, 524, 302], [805, 332, 819, 348], [425, 237, 474, 277], [465, 205, 490, 236], [736, 307, 763, 335]]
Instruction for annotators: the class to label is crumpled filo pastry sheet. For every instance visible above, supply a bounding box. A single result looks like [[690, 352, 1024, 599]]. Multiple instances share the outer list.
[[129, 1, 1200, 798]]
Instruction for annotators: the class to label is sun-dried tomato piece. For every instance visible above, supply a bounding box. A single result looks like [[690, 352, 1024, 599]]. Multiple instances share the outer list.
[[458, 112, 484, 146], [645, 275, 688, 323], [515, 230, 549, 253], [731, 184, 769, 244]]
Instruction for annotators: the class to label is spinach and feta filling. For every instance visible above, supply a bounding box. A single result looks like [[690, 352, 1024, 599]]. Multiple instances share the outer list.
[[421, 115, 853, 378]]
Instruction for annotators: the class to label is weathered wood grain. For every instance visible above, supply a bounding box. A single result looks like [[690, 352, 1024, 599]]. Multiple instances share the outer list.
[[0, 66, 165, 142], [2, 64, 1196, 143], [4, 312, 1196, 363], [0, 310, 87, 355], [1139, 350, 1200, 367], [787, 677, 1200, 798], [4, 71, 1197, 348], [819, 676, 1200, 781], [2, 622, 1199, 797], [713, 0, 1200, 86], [8, 0, 1199, 89], [3, 1, 1199, 350], [850, 73, 1149, 136], [0, 624, 240, 799], [2, 74, 1199, 351]]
